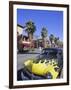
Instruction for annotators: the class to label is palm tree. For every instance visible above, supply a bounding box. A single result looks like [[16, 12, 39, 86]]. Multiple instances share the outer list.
[[56, 40, 63, 48], [25, 21, 36, 48], [49, 34, 55, 43], [54, 37, 59, 46], [49, 34, 55, 47], [25, 20, 36, 41], [35, 35, 39, 48], [41, 27, 48, 48], [58, 41, 63, 48]]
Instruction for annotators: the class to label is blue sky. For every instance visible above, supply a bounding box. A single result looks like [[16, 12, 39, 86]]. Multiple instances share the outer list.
[[17, 9, 63, 41]]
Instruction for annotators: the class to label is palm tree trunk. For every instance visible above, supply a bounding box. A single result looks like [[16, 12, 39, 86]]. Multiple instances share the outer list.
[[43, 38, 47, 48], [28, 33, 33, 48], [28, 33, 32, 41]]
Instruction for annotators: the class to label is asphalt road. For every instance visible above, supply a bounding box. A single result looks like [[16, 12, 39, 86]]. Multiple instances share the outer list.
[[17, 48, 42, 70], [17, 53, 40, 70]]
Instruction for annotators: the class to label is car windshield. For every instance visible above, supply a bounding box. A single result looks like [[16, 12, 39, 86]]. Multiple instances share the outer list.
[[34, 48, 63, 64]]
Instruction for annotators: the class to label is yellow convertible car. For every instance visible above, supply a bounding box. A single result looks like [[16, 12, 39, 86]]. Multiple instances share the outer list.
[[24, 59, 60, 79]]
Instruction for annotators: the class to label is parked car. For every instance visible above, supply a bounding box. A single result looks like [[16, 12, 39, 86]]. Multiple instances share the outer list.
[[40, 48, 62, 59], [17, 48, 63, 80], [36, 48, 63, 68]]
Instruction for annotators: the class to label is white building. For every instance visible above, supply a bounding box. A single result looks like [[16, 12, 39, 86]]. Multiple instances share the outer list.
[[17, 24, 24, 35]]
